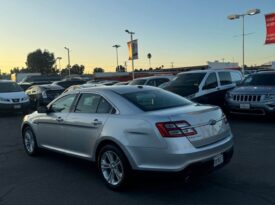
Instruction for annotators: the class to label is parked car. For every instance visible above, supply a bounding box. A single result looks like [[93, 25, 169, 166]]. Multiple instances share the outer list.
[[51, 78, 86, 89], [164, 70, 243, 107], [0, 80, 29, 113], [129, 76, 174, 87], [25, 85, 64, 109], [225, 71, 275, 116], [19, 75, 62, 90], [100, 80, 120, 86], [22, 86, 233, 190]]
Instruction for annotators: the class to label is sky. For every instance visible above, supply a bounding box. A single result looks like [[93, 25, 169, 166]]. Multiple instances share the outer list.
[[0, 0, 274, 74]]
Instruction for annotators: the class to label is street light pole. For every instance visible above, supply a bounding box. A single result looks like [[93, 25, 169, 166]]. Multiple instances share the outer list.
[[64, 47, 71, 76], [227, 9, 260, 74], [112, 45, 121, 71], [56, 57, 62, 70], [125, 29, 135, 79]]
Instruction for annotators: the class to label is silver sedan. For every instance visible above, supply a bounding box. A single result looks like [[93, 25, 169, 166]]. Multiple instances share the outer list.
[[21, 86, 234, 190]]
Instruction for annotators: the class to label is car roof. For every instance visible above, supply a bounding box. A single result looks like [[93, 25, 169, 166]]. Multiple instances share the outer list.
[[69, 85, 157, 95], [253, 71, 275, 75], [37, 84, 64, 90], [178, 69, 240, 75], [133, 75, 174, 80]]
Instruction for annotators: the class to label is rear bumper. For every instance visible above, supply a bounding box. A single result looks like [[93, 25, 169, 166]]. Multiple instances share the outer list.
[[0, 102, 30, 113], [225, 99, 275, 115], [126, 134, 234, 172]]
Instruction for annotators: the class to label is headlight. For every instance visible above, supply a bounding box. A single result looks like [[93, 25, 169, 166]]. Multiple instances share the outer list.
[[264, 94, 275, 101], [225, 92, 233, 99], [0, 97, 9, 102], [21, 96, 29, 101]]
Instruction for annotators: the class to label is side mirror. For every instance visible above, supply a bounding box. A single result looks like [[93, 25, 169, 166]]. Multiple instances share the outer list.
[[37, 106, 49, 113]]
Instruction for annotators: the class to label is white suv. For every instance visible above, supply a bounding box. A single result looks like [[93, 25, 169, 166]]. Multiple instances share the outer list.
[[0, 80, 30, 113], [164, 69, 243, 107]]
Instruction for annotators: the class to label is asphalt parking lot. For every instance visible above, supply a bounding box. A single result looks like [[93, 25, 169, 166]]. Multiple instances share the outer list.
[[0, 114, 275, 205]]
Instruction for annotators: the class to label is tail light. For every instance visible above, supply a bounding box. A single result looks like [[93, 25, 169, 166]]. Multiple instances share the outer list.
[[156, 121, 197, 138]]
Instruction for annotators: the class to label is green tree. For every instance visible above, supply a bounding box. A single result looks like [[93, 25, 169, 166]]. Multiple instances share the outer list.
[[26, 49, 58, 74], [147, 53, 152, 68], [70, 64, 85, 75], [116, 65, 126, 72], [93, 67, 104, 73]]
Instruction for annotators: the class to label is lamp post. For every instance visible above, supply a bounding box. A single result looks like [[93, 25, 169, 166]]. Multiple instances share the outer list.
[[112, 45, 121, 71], [125, 29, 135, 79], [56, 57, 62, 70], [227, 9, 260, 74], [64, 47, 71, 76]]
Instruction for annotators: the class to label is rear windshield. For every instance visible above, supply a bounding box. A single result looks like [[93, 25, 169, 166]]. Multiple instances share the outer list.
[[169, 73, 206, 87], [242, 74, 275, 86], [122, 90, 192, 111], [0, 82, 23, 93], [129, 79, 147, 85]]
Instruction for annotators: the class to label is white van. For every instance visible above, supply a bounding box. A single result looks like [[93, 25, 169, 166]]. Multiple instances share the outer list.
[[0, 80, 30, 113], [164, 69, 243, 107]]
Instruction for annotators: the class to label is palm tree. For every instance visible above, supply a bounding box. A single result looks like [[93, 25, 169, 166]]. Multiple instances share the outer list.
[[147, 53, 152, 69]]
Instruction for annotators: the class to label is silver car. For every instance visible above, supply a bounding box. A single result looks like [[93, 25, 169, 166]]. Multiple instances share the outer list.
[[21, 86, 234, 190]]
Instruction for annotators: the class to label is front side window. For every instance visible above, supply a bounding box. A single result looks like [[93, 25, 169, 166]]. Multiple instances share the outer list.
[[122, 90, 192, 112], [218, 72, 232, 85], [129, 79, 147, 85], [231, 72, 242, 83], [75, 93, 101, 113], [203, 73, 218, 90], [156, 78, 169, 87], [51, 94, 76, 113], [147, 80, 156, 86]]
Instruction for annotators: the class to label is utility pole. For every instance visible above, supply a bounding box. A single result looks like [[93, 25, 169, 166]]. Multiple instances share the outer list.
[[64, 47, 71, 76], [112, 45, 121, 71]]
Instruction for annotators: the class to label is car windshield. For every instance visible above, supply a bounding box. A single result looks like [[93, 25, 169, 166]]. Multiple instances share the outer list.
[[242, 74, 275, 86], [0, 82, 23, 93], [122, 89, 192, 111], [169, 73, 206, 87], [129, 79, 147, 85]]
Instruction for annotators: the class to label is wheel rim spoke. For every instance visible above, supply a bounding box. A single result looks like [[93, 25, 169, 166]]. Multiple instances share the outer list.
[[101, 150, 124, 186]]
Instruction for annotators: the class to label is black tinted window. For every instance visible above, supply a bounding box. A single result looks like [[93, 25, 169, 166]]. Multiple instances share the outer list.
[[75, 94, 101, 113], [218, 72, 232, 85], [97, 98, 113, 113], [0, 82, 23, 93], [203, 73, 218, 89], [243, 74, 275, 86], [156, 78, 169, 86], [122, 90, 192, 112], [147, 80, 156, 86]]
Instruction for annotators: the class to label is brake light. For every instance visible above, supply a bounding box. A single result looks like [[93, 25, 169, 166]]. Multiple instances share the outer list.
[[156, 121, 197, 138]]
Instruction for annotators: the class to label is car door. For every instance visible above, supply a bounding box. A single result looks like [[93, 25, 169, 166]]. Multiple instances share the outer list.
[[63, 93, 114, 158], [35, 94, 77, 151], [196, 72, 219, 105]]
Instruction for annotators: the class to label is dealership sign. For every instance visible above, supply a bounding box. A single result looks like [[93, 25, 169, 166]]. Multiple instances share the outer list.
[[127, 39, 138, 60], [265, 13, 275, 44]]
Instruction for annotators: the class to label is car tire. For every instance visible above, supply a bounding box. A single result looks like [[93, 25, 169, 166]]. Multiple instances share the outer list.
[[97, 144, 131, 191], [23, 127, 39, 156]]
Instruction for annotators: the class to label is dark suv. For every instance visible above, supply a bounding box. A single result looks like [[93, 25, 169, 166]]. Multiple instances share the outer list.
[[225, 71, 275, 115], [25, 85, 64, 109]]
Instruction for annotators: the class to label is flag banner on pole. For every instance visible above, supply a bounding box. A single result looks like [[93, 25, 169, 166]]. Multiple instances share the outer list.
[[127, 39, 138, 60], [265, 13, 275, 44]]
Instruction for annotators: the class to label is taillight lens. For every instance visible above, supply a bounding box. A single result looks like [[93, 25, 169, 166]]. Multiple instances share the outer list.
[[156, 121, 197, 138]]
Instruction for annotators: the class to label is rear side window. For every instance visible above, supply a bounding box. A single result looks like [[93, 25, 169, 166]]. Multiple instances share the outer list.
[[122, 90, 192, 111], [75, 93, 101, 113], [97, 98, 113, 113], [203, 73, 218, 90], [218, 72, 232, 85]]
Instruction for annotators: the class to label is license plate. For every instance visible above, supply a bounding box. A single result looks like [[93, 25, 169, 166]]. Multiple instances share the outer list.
[[14, 105, 21, 109], [240, 104, 250, 109], [213, 154, 224, 167]]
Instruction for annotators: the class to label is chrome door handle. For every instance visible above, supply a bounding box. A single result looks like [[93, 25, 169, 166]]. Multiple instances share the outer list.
[[56, 117, 64, 122], [93, 119, 102, 125]]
